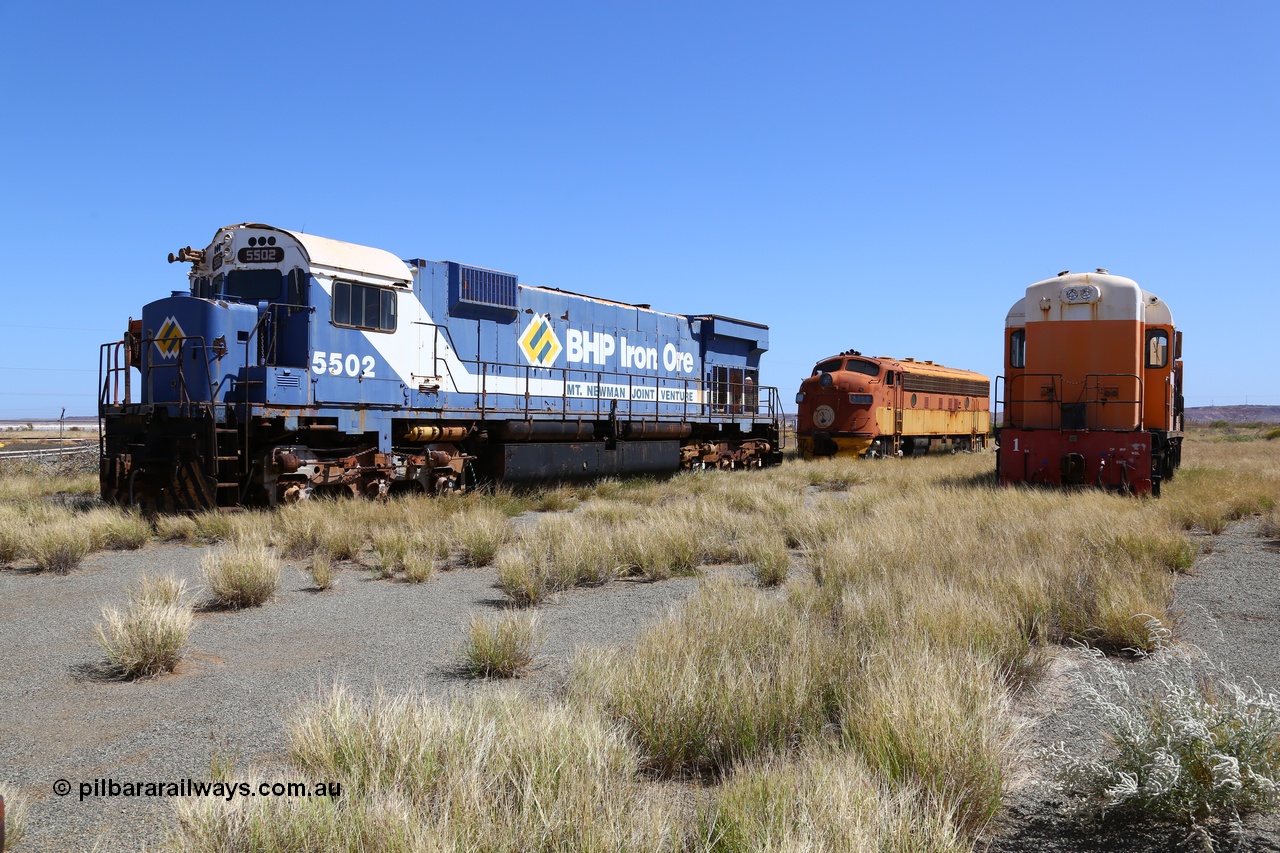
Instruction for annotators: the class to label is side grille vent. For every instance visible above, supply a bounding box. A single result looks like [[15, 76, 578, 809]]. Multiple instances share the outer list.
[[448, 262, 518, 312]]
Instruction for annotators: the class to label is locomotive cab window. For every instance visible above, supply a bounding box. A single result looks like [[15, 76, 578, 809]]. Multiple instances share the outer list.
[[1145, 330, 1169, 368], [710, 366, 758, 413], [1009, 329, 1026, 368], [221, 269, 283, 303], [845, 358, 880, 377], [333, 281, 397, 333], [813, 358, 843, 375]]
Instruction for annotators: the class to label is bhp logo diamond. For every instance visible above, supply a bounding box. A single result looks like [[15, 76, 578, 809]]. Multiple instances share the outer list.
[[518, 316, 562, 367]]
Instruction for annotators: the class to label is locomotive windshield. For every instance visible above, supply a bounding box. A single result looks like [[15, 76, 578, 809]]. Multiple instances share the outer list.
[[812, 357, 881, 377], [845, 358, 879, 377], [221, 269, 283, 302], [813, 358, 843, 375]]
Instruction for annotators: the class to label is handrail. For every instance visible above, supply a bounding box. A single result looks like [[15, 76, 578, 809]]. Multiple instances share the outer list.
[[104, 319, 785, 452], [459, 357, 779, 421], [1083, 373, 1143, 431], [411, 320, 779, 425], [137, 334, 211, 418], [992, 375, 1003, 428], [412, 320, 463, 393], [403, 321, 780, 424], [1003, 372, 1144, 431], [99, 341, 127, 408]]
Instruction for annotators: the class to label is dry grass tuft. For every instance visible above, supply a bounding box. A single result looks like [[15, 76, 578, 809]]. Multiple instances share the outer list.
[[698, 750, 966, 853], [460, 611, 543, 678], [96, 576, 194, 678], [172, 686, 675, 852], [1161, 460, 1277, 535], [494, 514, 625, 604], [132, 572, 190, 607], [320, 525, 364, 562], [309, 551, 334, 591], [495, 548, 548, 607], [0, 505, 25, 563], [0, 457, 97, 503], [619, 512, 701, 580], [573, 578, 834, 777], [189, 510, 240, 543], [739, 530, 791, 587], [82, 507, 151, 550], [0, 781, 29, 850], [203, 541, 281, 608], [26, 518, 92, 573], [370, 531, 410, 579], [837, 646, 1014, 835], [449, 507, 511, 566], [1262, 506, 1280, 540], [154, 514, 198, 543], [402, 552, 435, 584], [277, 505, 329, 558], [533, 487, 578, 512]]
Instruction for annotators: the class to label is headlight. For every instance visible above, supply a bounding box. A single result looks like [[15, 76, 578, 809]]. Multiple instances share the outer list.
[[819, 373, 833, 388], [795, 391, 805, 404], [1062, 284, 1098, 304]]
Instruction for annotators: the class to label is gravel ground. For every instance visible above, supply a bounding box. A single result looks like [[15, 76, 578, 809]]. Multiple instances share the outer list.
[[0, 537, 738, 851], [3, 517, 1280, 852]]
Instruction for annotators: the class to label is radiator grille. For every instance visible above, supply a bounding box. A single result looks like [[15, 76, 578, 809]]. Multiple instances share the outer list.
[[901, 372, 988, 398], [449, 262, 518, 310]]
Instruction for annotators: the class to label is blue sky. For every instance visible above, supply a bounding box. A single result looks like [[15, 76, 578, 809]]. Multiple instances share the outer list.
[[2, 2, 1276, 418]]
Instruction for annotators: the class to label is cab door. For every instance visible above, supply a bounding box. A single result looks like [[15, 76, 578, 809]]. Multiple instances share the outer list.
[[267, 268, 312, 369]]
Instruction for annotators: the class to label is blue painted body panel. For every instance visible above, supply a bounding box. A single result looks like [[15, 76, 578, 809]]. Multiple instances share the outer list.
[[138, 238, 772, 455]]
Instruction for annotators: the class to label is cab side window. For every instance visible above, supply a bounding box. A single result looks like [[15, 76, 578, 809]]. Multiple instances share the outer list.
[[1009, 329, 1026, 368], [333, 281, 397, 333], [287, 269, 308, 306], [1145, 330, 1169, 368]]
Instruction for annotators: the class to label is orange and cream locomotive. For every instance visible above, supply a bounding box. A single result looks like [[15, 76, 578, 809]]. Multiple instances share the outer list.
[[796, 352, 990, 458], [997, 269, 1183, 495]]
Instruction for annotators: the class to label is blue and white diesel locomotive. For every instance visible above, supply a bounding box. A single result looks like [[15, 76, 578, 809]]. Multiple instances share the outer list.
[[99, 224, 782, 510]]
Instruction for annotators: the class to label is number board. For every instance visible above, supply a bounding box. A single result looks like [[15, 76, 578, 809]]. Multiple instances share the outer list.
[[237, 246, 284, 264]]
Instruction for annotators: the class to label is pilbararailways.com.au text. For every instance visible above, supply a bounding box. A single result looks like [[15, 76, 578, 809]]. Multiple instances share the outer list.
[[54, 778, 341, 802]]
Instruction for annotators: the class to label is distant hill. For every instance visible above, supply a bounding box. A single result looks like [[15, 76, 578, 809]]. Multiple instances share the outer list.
[[1185, 405, 1280, 425]]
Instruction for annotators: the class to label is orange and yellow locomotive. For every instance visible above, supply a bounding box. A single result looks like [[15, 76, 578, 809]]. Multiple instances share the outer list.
[[796, 351, 990, 458], [997, 269, 1183, 495]]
